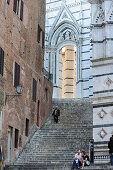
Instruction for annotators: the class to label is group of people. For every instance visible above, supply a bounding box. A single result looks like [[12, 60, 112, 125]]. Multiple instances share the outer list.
[[72, 150, 90, 169], [52, 106, 113, 167]]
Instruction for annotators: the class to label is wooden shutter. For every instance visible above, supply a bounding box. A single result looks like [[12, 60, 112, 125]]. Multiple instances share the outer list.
[[42, 31, 45, 48], [37, 25, 41, 43], [15, 129, 19, 148], [20, 0, 24, 21], [13, 0, 17, 13], [7, 0, 10, 5], [0, 47, 4, 76], [25, 119, 29, 137], [32, 78, 37, 102], [14, 62, 20, 87]]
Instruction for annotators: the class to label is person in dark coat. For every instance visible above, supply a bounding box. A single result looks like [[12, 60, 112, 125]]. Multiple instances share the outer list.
[[52, 106, 60, 123], [108, 136, 113, 165]]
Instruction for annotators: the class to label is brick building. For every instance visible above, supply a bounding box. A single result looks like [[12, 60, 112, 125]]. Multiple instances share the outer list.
[[0, 0, 52, 164]]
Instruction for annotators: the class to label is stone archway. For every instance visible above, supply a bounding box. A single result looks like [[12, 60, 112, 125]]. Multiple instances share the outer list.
[[45, 20, 81, 98]]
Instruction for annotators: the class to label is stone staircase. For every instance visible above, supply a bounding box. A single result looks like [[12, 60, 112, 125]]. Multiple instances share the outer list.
[[5, 99, 93, 169]]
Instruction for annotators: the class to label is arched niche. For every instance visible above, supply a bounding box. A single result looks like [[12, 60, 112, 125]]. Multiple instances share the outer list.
[[45, 20, 82, 98]]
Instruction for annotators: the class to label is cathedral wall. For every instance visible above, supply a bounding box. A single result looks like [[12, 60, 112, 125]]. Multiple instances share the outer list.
[[89, 0, 113, 164], [45, 0, 92, 98]]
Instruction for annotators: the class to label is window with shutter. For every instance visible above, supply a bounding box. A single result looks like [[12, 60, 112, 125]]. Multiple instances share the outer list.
[[14, 129, 19, 148], [32, 78, 37, 102], [25, 119, 29, 137], [0, 47, 4, 76], [37, 25, 42, 43], [13, 0, 19, 15], [20, 0, 24, 21], [14, 62, 20, 87], [42, 31, 45, 48], [7, 0, 10, 5]]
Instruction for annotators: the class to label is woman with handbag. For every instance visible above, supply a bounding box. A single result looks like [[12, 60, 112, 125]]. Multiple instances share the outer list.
[[81, 151, 90, 169]]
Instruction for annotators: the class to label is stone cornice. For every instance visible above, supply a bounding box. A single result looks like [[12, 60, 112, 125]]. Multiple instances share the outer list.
[[46, 2, 80, 13], [88, 0, 103, 4]]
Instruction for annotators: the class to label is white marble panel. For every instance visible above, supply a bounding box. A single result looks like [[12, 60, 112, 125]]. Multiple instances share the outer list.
[[93, 62, 113, 76], [83, 89, 89, 97], [47, 11, 59, 19], [82, 52, 90, 60], [93, 127, 113, 142], [93, 75, 113, 92], [92, 28, 104, 41], [93, 106, 113, 125], [82, 45, 90, 52], [82, 9, 91, 18], [82, 69, 90, 79], [82, 39, 90, 46], [106, 41, 113, 58], [93, 43, 105, 59], [105, 25, 113, 38], [82, 60, 90, 68]]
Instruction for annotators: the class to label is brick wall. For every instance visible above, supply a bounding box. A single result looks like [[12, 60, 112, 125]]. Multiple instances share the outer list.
[[0, 0, 52, 164]]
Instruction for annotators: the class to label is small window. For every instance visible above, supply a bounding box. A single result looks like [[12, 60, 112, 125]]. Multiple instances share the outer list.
[[0, 47, 4, 76], [37, 24, 42, 43], [25, 119, 29, 137], [32, 78, 37, 102], [45, 88, 48, 101], [14, 62, 20, 87], [14, 129, 19, 148], [42, 31, 45, 48], [7, 0, 10, 5]]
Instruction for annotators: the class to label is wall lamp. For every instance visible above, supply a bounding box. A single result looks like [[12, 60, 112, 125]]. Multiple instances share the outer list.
[[5, 85, 23, 105]]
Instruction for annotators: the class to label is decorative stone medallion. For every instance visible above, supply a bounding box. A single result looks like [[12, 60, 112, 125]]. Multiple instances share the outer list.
[[104, 77, 113, 87], [98, 128, 107, 139], [98, 109, 107, 119]]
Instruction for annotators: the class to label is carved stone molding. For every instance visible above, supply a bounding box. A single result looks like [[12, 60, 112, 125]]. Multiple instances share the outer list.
[[98, 128, 107, 139], [57, 30, 77, 44], [104, 77, 113, 87], [98, 109, 107, 119], [106, 1, 113, 22], [94, 4, 105, 24]]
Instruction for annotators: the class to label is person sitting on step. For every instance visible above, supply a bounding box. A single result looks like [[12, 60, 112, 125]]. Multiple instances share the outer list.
[[81, 151, 90, 169], [52, 106, 60, 123], [72, 150, 83, 169]]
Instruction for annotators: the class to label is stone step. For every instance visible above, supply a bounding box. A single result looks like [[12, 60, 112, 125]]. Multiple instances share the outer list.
[[4, 164, 113, 170]]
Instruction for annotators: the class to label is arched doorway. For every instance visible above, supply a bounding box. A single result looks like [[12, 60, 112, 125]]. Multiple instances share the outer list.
[[59, 46, 76, 98], [45, 19, 81, 98]]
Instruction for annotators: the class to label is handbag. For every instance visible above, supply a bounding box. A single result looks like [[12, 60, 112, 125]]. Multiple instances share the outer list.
[[85, 160, 90, 166]]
